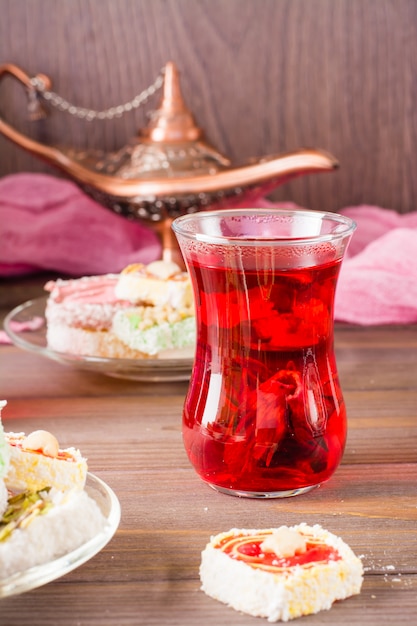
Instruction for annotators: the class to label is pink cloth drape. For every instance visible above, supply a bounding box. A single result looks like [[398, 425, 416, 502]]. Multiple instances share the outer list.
[[335, 206, 417, 324], [0, 173, 161, 277]]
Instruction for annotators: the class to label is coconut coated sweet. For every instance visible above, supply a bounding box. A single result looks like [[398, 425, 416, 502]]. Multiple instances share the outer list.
[[200, 524, 363, 622]]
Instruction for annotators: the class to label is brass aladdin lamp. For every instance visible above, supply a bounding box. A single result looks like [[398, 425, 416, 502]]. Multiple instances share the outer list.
[[0, 62, 338, 266]]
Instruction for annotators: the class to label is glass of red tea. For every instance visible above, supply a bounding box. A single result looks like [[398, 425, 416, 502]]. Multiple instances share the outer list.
[[172, 209, 356, 498]]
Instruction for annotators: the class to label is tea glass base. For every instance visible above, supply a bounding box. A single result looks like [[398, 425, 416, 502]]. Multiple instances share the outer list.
[[208, 483, 319, 499]]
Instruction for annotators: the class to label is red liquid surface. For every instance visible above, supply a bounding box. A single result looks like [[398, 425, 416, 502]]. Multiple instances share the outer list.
[[183, 253, 346, 494]]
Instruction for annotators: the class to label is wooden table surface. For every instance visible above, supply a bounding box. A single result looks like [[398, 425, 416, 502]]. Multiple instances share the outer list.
[[0, 280, 416, 625]]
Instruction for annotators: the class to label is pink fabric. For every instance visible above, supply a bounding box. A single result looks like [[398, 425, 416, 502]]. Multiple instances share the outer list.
[[0, 173, 161, 276], [335, 206, 417, 324], [339, 205, 417, 257], [0, 317, 44, 345]]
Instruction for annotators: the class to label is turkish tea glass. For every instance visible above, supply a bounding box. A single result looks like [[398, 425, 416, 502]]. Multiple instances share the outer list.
[[172, 209, 356, 498]]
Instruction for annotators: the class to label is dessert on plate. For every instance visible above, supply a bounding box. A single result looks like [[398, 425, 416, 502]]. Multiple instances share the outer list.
[[44, 260, 196, 359], [0, 400, 107, 580], [44, 272, 142, 358], [200, 524, 363, 622], [111, 260, 195, 357]]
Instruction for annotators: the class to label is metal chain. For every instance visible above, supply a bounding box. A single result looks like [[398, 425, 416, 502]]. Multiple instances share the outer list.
[[29, 69, 165, 121]]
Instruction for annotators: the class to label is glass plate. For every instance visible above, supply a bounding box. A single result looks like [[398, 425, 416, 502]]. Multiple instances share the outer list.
[[0, 472, 121, 598], [4, 297, 193, 382]]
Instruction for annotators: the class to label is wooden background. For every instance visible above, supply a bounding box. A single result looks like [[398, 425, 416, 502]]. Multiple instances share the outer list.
[[0, 0, 416, 214]]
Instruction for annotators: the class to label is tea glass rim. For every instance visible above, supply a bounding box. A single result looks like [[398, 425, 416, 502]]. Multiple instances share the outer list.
[[172, 208, 356, 247]]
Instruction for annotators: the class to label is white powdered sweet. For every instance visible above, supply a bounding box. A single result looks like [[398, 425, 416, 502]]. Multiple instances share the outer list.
[[5, 432, 88, 493], [200, 524, 364, 622], [0, 489, 105, 578], [0, 404, 109, 582], [114, 261, 193, 309]]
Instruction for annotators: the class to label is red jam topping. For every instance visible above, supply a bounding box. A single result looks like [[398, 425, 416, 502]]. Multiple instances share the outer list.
[[216, 532, 341, 572], [7, 435, 77, 462]]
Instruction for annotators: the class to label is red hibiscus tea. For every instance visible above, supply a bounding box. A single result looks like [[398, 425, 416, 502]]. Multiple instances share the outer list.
[[172, 209, 355, 497]]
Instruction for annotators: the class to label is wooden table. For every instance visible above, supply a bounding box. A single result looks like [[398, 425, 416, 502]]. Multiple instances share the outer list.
[[0, 280, 416, 625]]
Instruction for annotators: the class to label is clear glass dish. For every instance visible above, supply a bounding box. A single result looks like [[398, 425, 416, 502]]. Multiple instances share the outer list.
[[4, 297, 193, 382], [0, 472, 121, 598]]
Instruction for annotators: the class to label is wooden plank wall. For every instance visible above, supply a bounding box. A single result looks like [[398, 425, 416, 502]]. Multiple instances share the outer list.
[[0, 0, 416, 213]]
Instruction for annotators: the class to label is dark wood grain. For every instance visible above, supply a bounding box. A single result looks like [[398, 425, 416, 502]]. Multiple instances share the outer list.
[[1, 577, 417, 626], [1, 0, 417, 214], [0, 277, 416, 625]]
